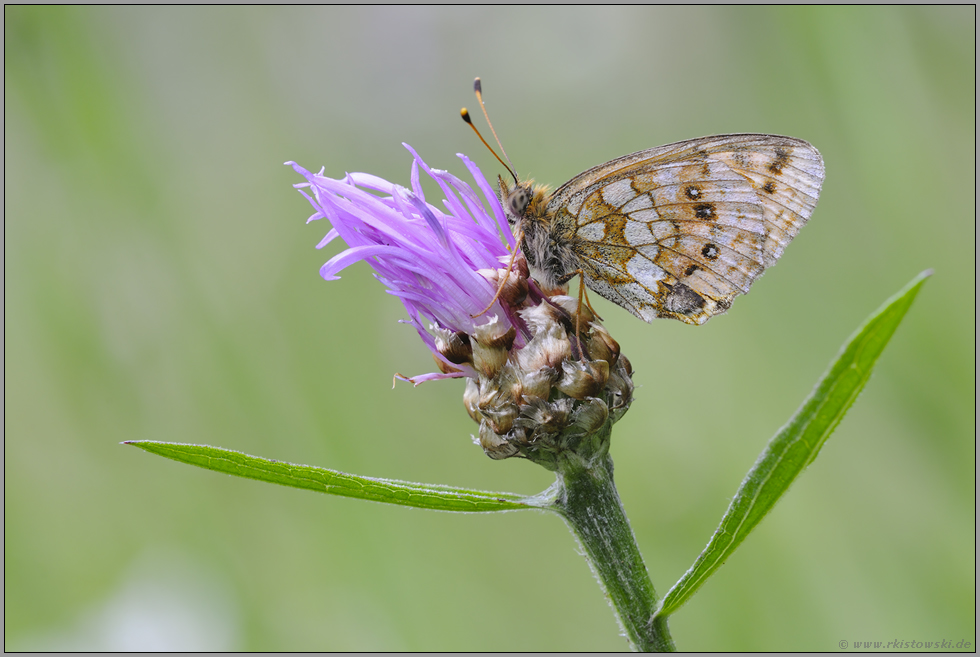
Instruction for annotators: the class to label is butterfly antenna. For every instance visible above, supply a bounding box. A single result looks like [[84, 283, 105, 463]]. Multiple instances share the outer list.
[[473, 78, 516, 173], [461, 108, 518, 185]]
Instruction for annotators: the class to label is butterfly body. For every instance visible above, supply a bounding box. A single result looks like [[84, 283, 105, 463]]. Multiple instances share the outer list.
[[501, 134, 824, 325]]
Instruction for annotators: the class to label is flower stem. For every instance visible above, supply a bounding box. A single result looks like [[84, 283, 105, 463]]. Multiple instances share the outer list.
[[548, 445, 675, 652]]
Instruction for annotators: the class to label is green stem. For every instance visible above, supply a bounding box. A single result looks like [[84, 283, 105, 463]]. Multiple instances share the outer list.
[[548, 448, 675, 652]]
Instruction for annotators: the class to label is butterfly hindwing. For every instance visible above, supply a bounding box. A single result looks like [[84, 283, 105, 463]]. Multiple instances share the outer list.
[[544, 134, 824, 324]]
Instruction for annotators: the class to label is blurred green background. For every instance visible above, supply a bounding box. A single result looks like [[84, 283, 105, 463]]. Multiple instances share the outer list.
[[4, 6, 974, 651]]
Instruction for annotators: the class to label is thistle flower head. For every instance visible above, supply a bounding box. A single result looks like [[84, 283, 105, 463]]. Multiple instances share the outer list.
[[288, 147, 632, 466], [288, 145, 522, 382]]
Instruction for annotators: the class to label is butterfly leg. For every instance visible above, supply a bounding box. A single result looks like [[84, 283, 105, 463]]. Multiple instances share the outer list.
[[471, 228, 525, 318], [555, 269, 603, 359], [574, 273, 602, 322]]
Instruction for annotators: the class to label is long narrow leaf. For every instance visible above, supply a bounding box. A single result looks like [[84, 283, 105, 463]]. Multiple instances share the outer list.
[[125, 441, 537, 512], [655, 270, 931, 620]]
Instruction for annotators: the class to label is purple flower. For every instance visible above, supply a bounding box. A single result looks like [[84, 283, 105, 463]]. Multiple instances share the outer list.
[[287, 145, 527, 384], [288, 145, 633, 461]]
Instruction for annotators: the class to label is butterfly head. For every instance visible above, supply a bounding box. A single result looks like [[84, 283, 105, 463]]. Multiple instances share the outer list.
[[499, 176, 550, 229]]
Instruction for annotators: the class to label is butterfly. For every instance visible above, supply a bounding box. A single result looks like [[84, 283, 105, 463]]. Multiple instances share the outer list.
[[499, 134, 824, 325]]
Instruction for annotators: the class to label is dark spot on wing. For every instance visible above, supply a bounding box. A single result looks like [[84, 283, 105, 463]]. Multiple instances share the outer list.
[[696, 150, 710, 176], [694, 203, 715, 219], [702, 243, 720, 260], [664, 283, 706, 315], [768, 147, 789, 174]]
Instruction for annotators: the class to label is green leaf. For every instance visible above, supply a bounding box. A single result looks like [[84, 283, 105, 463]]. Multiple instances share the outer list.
[[125, 441, 539, 513], [654, 270, 931, 620]]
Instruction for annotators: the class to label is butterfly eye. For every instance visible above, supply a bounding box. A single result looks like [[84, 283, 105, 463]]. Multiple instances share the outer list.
[[505, 187, 531, 221]]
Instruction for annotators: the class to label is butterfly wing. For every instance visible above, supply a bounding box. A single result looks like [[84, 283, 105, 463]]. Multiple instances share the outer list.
[[545, 134, 824, 325]]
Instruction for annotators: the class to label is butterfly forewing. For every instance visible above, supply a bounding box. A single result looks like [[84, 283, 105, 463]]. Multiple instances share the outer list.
[[544, 134, 824, 325]]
